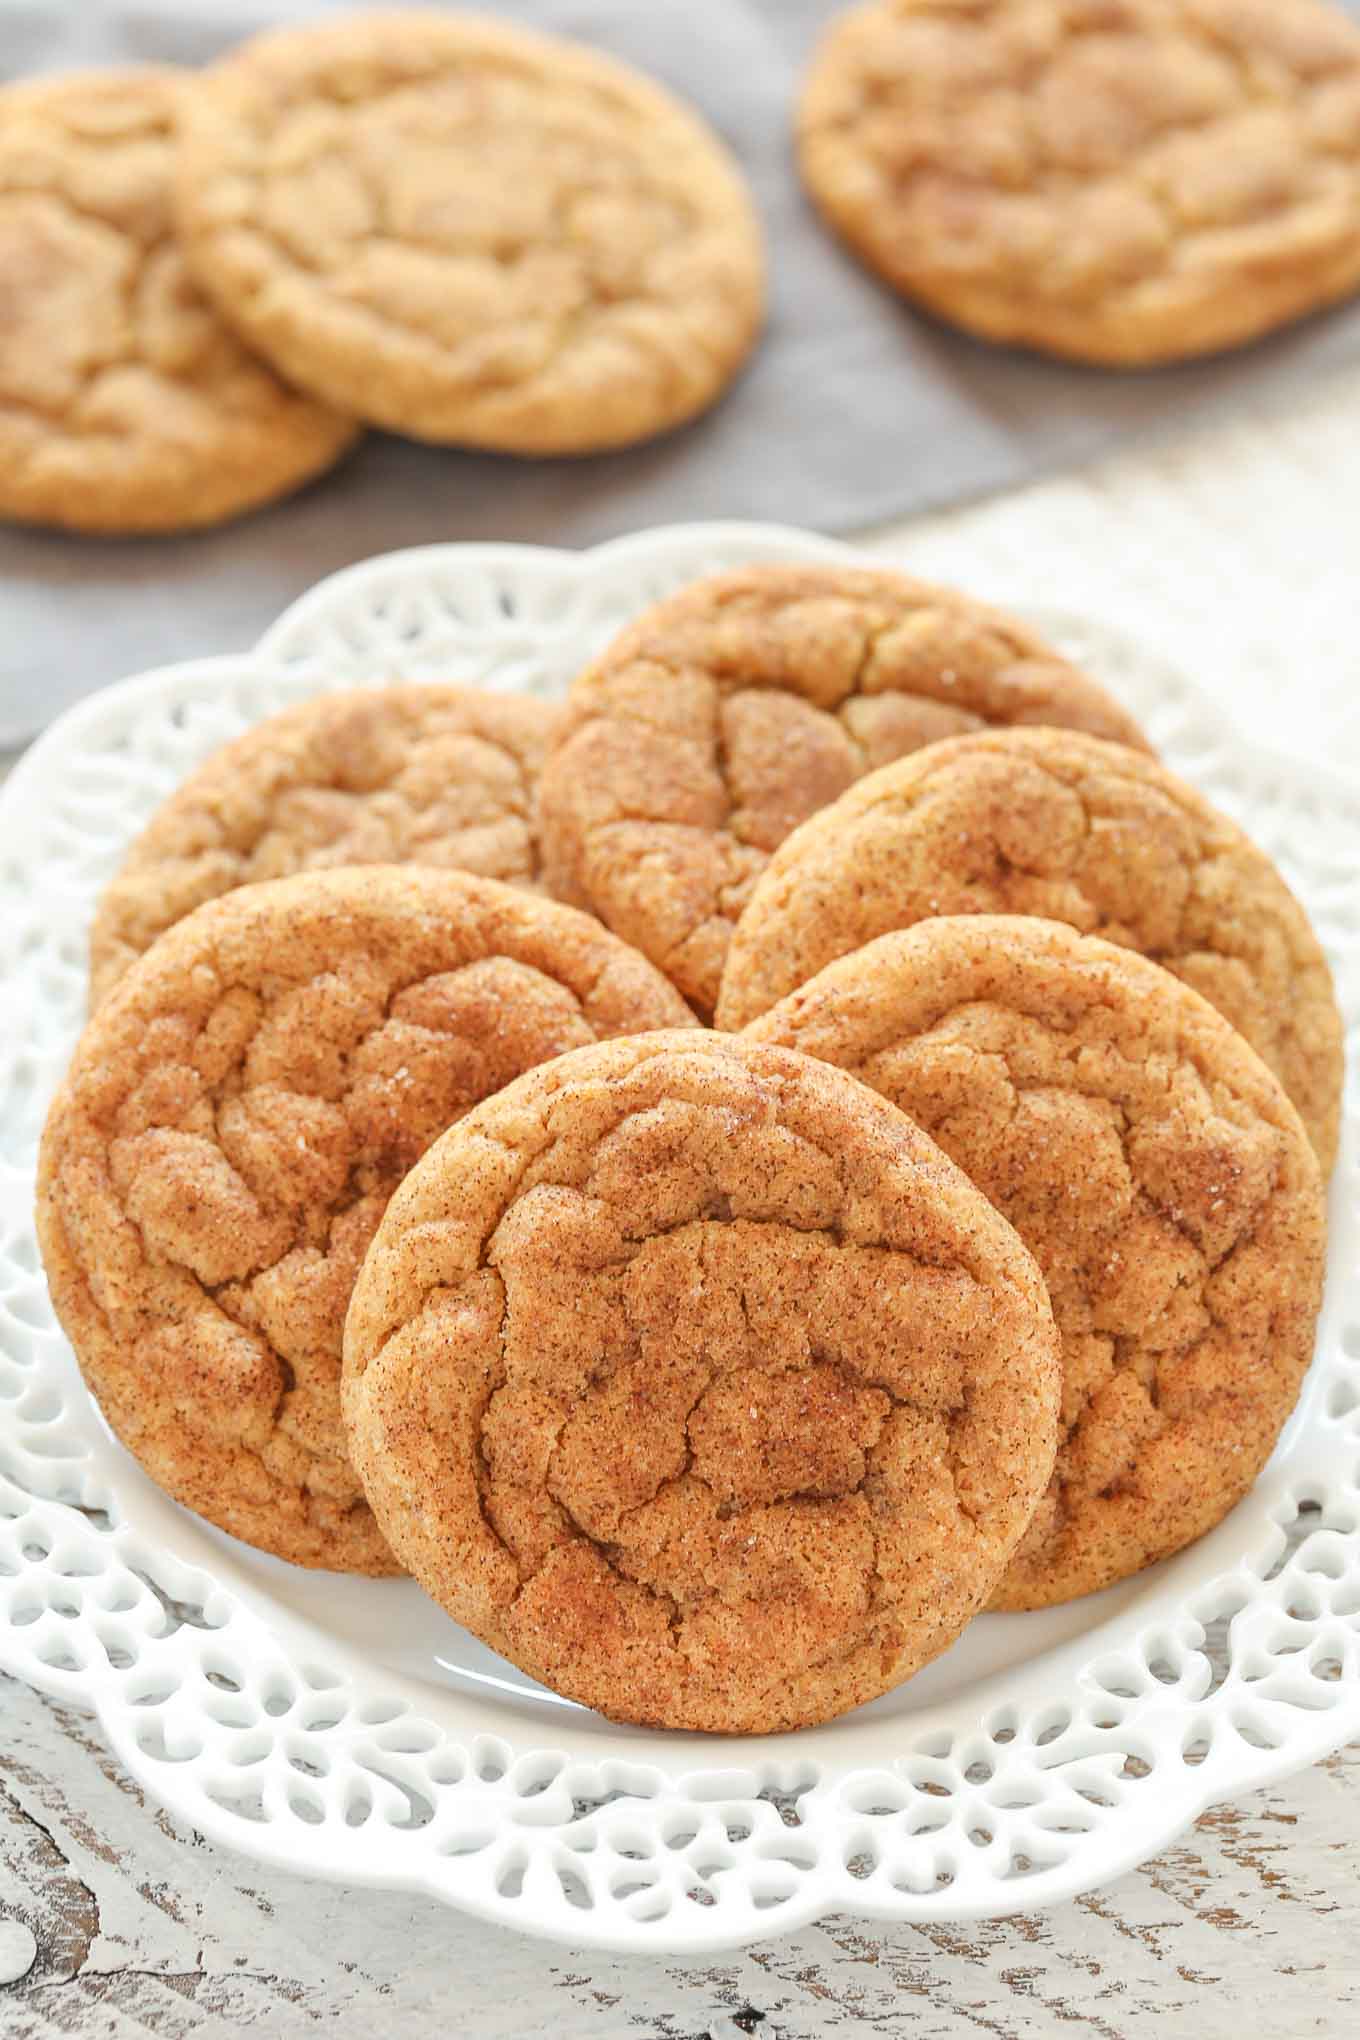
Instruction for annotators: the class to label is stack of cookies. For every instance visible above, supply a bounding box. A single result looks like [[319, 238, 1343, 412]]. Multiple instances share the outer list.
[[38, 561, 1340, 1735], [0, 12, 765, 534], [12, 2, 1360, 543]]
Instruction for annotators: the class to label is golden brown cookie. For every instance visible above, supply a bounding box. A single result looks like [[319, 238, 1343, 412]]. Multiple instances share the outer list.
[[173, 12, 765, 454], [0, 68, 358, 535], [744, 917, 1327, 1608], [89, 685, 565, 1007], [799, 0, 1360, 366], [37, 868, 695, 1574], [717, 727, 1344, 1170], [537, 563, 1150, 1016], [342, 1031, 1061, 1731]]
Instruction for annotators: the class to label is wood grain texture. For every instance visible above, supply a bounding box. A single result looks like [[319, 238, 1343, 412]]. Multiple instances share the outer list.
[[2, 1674, 1355, 2038]]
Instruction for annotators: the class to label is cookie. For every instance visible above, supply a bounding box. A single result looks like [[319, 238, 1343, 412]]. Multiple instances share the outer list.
[[0, 69, 358, 535], [173, 12, 765, 454], [799, 0, 1360, 366], [37, 868, 695, 1573], [716, 727, 1345, 1169], [537, 563, 1150, 1016], [342, 1030, 1059, 1730], [89, 685, 565, 1008], [744, 916, 1327, 1608]]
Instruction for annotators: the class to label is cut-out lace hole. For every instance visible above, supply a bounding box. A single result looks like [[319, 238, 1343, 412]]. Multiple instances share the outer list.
[[610, 1871, 657, 1901], [287, 1749, 329, 1779], [136, 1720, 202, 1765], [1232, 1712, 1284, 1751], [204, 1781, 266, 1821], [1033, 1709, 1072, 1746], [1002, 1852, 1057, 1880], [36, 1639, 83, 1673], [750, 1865, 798, 1910], [298, 1704, 347, 1734], [355, 1698, 403, 1727], [511, 1754, 564, 1797], [757, 1783, 815, 1828], [359, 1757, 435, 1832], [128, 1674, 179, 1708], [439, 1826, 496, 1858], [845, 1781, 908, 1817], [556, 1866, 592, 1911]]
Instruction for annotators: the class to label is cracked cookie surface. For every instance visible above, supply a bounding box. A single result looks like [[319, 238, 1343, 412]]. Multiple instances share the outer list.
[[537, 564, 1148, 1017], [0, 68, 358, 534], [716, 727, 1344, 1169], [173, 12, 765, 453], [342, 1031, 1061, 1732], [89, 685, 565, 1007], [799, 0, 1360, 366], [744, 916, 1327, 1608], [37, 867, 695, 1573]]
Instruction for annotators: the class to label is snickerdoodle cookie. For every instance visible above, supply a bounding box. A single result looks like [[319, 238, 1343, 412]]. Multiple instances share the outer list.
[[717, 727, 1344, 1170], [89, 685, 564, 1007], [799, 0, 1360, 366], [173, 12, 765, 454], [38, 868, 694, 1573], [0, 69, 357, 535], [342, 1031, 1061, 1731], [744, 917, 1327, 1609], [537, 564, 1148, 1016]]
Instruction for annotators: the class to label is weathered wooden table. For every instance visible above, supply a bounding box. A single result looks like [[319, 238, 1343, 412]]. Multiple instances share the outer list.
[[5, 369, 1359, 2040]]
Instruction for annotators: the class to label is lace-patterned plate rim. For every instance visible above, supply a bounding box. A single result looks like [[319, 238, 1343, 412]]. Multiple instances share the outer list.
[[0, 522, 1356, 1955]]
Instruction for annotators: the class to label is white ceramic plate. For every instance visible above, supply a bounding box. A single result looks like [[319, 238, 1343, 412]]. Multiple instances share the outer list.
[[1, 523, 1357, 1955]]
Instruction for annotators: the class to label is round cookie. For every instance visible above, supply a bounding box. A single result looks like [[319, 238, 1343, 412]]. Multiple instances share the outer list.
[[173, 12, 765, 454], [744, 917, 1327, 1609], [343, 1031, 1061, 1732], [537, 563, 1149, 1016], [798, 0, 1360, 367], [37, 868, 695, 1574], [0, 69, 357, 535], [89, 685, 566, 1007], [716, 727, 1345, 1170]]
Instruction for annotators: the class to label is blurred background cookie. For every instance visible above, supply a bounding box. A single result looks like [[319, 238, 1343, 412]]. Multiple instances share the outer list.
[[744, 915, 1327, 1608], [799, 0, 1360, 365], [716, 726, 1345, 1167], [343, 1031, 1060, 1732], [538, 562, 1149, 1015], [0, 68, 358, 535], [89, 685, 564, 1006], [38, 867, 695, 1574], [173, 10, 766, 453]]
